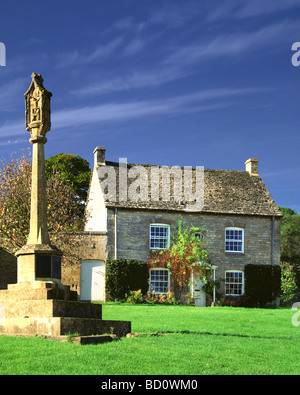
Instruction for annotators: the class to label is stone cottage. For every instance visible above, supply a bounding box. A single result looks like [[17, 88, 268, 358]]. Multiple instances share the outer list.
[[79, 147, 281, 306]]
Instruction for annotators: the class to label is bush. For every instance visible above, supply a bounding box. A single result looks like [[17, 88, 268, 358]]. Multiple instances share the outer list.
[[218, 296, 251, 307], [105, 259, 148, 301], [145, 290, 180, 305], [183, 293, 195, 306], [244, 264, 281, 307], [125, 290, 180, 305], [280, 262, 297, 305], [125, 289, 145, 304]]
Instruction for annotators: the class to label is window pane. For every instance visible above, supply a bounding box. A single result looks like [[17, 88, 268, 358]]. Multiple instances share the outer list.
[[150, 269, 169, 294], [150, 225, 170, 250], [225, 272, 243, 295], [225, 228, 244, 253]]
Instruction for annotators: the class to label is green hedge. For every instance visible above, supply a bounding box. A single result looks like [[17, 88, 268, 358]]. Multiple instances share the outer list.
[[105, 259, 149, 301], [244, 264, 281, 306]]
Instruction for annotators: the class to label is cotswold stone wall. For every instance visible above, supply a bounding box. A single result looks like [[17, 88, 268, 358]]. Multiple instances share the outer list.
[[107, 208, 281, 296], [61, 232, 108, 295]]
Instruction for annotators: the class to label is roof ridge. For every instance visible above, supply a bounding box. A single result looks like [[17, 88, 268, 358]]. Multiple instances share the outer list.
[[105, 161, 249, 173]]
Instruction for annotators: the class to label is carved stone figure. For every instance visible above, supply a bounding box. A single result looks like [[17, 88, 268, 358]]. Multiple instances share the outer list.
[[24, 73, 52, 140]]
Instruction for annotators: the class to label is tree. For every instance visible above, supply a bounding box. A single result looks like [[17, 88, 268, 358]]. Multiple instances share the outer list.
[[45, 153, 91, 210], [279, 207, 300, 264], [0, 152, 84, 265], [279, 206, 300, 284], [148, 220, 212, 294]]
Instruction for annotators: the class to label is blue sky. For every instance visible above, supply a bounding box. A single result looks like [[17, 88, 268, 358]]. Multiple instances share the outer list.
[[0, 0, 299, 212]]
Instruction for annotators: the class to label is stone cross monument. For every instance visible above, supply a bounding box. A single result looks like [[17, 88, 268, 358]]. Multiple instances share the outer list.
[[25, 72, 52, 246], [16, 73, 62, 284], [0, 73, 131, 343]]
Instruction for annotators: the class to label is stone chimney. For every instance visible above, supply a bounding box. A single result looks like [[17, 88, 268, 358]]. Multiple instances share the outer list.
[[245, 158, 259, 176], [94, 146, 106, 168]]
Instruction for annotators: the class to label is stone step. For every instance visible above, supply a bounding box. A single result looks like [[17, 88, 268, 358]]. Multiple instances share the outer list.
[[2, 317, 131, 338], [0, 281, 78, 301], [4, 299, 102, 319], [60, 317, 131, 338]]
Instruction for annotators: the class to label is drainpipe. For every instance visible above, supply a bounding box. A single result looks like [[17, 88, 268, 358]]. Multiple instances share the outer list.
[[213, 267, 216, 304], [271, 216, 276, 305], [271, 216, 275, 266], [114, 208, 118, 260]]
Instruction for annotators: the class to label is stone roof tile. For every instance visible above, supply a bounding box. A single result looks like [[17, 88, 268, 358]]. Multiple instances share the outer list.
[[97, 161, 281, 217]]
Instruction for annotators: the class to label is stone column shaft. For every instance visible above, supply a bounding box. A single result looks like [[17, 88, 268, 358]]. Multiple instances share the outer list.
[[27, 136, 50, 245]]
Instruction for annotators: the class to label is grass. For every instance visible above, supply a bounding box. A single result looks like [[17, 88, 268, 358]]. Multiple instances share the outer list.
[[0, 304, 299, 375]]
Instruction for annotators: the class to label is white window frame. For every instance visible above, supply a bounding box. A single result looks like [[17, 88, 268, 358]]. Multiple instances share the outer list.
[[225, 227, 244, 254], [149, 268, 170, 294], [149, 224, 170, 250], [225, 270, 244, 296]]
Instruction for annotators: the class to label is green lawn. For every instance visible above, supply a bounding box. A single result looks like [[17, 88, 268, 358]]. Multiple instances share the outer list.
[[0, 304, 299, 375]]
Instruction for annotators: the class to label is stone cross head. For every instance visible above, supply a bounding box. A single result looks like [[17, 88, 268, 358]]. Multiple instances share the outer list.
[[24, 73, 52, 142]]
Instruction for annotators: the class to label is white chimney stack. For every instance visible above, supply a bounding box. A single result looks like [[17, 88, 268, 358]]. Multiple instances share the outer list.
[[94, 146, 106, 168], [245, 158, 259, 176]]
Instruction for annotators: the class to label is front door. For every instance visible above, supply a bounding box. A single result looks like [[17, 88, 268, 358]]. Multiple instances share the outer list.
[[191, 273, 206, 307], [80, 260, 105, 301]]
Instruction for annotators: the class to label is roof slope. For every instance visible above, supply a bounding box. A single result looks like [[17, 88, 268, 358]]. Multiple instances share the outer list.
[[95, 161, 281, 217]]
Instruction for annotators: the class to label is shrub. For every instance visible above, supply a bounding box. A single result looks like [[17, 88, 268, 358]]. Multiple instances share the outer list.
[[105, 259, 148, 301], [125, 290, 180, 305], [144, 291, 180, 305], [280, 262, 297, 305], [244, 264, 281, 307], [218, 296, 250, 307], [183, 293, 195, 306], [125, 289, 144, 304]]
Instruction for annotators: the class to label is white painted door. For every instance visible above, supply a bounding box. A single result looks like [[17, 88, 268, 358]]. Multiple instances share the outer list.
[[80, 260, 105, 301], [191, 274, 206, 307], [91, 265, 105, 301]]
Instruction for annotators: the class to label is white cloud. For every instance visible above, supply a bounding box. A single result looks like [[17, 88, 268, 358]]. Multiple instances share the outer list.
[[123, 38, 145, 56], [0, 120, 25, 139], [148, 1, 203, 29], [72, 66, 187, 96], [71, 18, 296, 98], [0, 78, 27, 111], [207, 0, 300, 22], [164, 21, 296, 67], [56, 37, 124, 69], [112, 2, 201, 33], [52, 86, 260, 131], [113, 17, 135, 31], [235, 0, 300, 18]]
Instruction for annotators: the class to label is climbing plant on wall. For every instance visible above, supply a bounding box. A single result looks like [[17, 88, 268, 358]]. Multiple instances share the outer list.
[[148, 220, 212, 292]]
